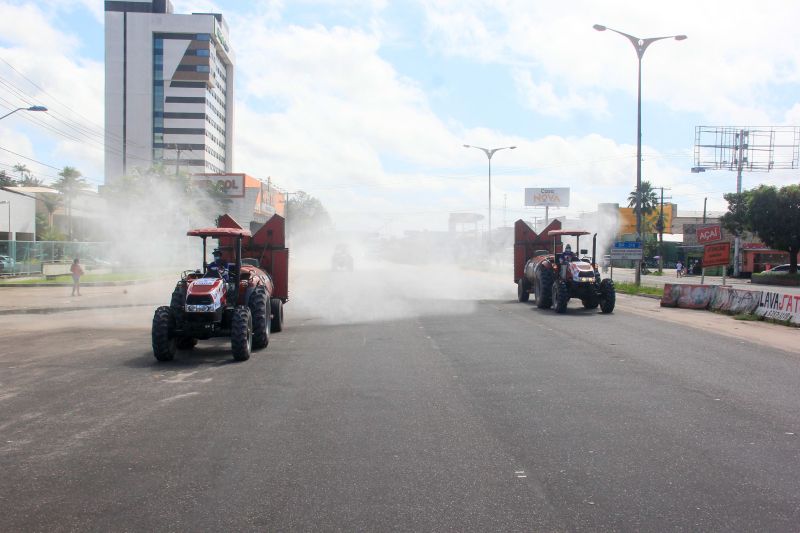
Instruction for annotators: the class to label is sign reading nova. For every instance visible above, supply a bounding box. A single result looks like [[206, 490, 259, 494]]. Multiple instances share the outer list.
[[524, 187, 570, 207]]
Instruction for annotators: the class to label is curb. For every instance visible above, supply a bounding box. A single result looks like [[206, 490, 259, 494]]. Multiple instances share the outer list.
[[0, 303, 155, 316]]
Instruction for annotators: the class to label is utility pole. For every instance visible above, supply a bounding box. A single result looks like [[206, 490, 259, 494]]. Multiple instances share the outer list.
[[655, 186, 672, 274], [702, 197, 707, 224]]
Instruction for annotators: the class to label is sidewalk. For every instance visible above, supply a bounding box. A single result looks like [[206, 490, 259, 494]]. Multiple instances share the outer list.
[[0, 278, 175, 314], [608, 268, 800, 296]]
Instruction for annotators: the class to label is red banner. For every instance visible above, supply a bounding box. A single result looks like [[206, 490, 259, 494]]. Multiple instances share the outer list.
[[703, 242, 731, 267]]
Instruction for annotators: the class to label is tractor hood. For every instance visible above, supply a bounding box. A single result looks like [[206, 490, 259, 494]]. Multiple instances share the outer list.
[[185, 278, 226, 312]]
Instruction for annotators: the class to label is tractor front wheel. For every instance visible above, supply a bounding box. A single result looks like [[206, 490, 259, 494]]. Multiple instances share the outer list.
[[249, 288, 270, 350], [231, 306, 253, 361], [270, 298, 284, 332], [152, 306, 176, 362], [553, 280, 569, 314], [599, 279, 616, 314], [517, 278, 530, 302]]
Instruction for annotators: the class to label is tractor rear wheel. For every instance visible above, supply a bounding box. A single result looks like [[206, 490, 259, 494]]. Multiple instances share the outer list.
[[152, 306, 176, 362], [249, 287, 270, 350], [517, 278, 530, 302], [270, 298, 284, 332], [231, 306, 253, 361], [553, 280, 569, 314], [536, 269, 554, 309], [599, 279, 616, 314]]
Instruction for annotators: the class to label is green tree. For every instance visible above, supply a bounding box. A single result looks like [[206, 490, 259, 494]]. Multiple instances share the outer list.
[[41, 192, 62, 228], [722, 184, 800, 274], [13, 163, 30, 182], [628, 180, 659, 237], [19, 174, 43, 187], [285, 191, 333, 237], [53, 166, 89, 240], [0, 170, 17, 187]]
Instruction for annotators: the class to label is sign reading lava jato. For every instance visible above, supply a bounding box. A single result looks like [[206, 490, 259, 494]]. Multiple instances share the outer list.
[[696, 224, 723, 244], [703, 241, 731, 267]]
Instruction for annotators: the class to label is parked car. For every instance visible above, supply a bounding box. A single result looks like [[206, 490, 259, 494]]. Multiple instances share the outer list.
[[765, 264, 791, 273], [0, 255, 15, 273]]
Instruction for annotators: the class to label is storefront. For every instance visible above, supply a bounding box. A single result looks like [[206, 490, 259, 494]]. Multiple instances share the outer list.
[[191, 173, 286, 228], [741, 242, 798, 273]]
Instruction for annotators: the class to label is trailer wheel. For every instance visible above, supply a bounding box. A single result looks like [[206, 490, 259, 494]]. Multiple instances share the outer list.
[[536, 269, 554, 309], [152, 306, 176, 362], [249, 287, 270, 350], [270, 298, 284, 332], [599, 279, 616, 314], [517, 278, 530, 302], [553, 280, 569, 314], [231, 306, 253, 361]]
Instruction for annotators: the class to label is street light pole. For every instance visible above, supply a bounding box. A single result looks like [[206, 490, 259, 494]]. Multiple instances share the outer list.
[[0, 105, 48, 122], [463, 144, 516, 246], [593, 24, 686, 286], [0, 200, 10, 241]]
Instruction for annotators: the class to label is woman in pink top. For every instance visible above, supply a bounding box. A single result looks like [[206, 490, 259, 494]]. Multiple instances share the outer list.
[[70, 258, 84, 296]]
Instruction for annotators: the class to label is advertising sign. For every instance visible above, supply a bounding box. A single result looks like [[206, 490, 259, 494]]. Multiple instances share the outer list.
[[618, 204, 676, 235], [524, 187, 570, 207], [702, 242, 731, 267], [610, 241, 643, 260], [696, 225, 723, 244], [192, 174, 245, 198]]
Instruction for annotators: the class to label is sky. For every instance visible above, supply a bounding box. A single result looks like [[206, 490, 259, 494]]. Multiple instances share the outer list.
[[0, 0, 799, 235]]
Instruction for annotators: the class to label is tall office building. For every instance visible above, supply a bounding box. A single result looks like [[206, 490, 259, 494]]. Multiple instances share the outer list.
[[104, 0, 234, 183]]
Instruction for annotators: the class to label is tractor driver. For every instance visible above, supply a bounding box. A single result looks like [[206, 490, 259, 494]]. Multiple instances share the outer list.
[[562, 243, 574, 263], [207, 249, 229, 281]]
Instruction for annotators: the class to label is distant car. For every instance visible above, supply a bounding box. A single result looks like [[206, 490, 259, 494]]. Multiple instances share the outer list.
[[0, 255, 15, 273], [765, 264, 791, 273], [331, 244, 354, 271]]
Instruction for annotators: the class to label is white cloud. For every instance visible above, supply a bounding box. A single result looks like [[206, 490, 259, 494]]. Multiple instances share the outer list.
[[513, 70, 607, 119]]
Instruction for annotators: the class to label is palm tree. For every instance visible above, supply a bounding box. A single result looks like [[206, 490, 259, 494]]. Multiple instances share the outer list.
[[53, 166, 89, 240], [41, 193, 62, 227], [0, 170, 16, 187], [628, 180, 659, 235], [13, 163, 30, 182], [19, 174, 43, 187]]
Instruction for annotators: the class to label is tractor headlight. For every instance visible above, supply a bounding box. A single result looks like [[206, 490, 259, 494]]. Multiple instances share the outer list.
[[186, 304, 216, 312]]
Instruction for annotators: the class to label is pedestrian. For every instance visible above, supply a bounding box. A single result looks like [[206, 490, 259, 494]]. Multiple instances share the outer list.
[[676, 260, 683, 278], [70, 258, 84, 296]]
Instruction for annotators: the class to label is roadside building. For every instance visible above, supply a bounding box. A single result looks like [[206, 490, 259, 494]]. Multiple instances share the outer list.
[[0, 187, 37, 242], [105, 1, 235, 183], [191, 173, 286, 230]]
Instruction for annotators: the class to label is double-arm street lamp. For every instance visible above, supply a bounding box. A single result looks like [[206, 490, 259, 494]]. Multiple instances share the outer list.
[[0, 105, 48, 122], [463, 144, 516, 245], [593, 24, 686, 286]]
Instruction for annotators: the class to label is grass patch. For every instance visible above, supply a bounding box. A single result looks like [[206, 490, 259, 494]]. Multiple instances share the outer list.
[[614, 281, 664, 297], [733, 313, 762, 321]]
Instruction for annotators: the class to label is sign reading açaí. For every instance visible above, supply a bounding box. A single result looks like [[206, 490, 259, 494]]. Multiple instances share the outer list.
[[696, 224, 723, 244]]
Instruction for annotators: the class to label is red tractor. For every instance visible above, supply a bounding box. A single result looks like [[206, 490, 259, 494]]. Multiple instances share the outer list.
[[152, 214, 288, 362], [514, 221, 615, 314]]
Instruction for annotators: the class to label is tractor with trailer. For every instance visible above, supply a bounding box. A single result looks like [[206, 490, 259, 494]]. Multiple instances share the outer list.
[[152, 213, 289, 362], [513, 220, 615, 314]]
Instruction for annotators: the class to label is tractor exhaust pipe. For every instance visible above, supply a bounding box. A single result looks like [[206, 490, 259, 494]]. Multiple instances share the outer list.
[[233, 235, 243, 305], [592, 233, 597, 265]]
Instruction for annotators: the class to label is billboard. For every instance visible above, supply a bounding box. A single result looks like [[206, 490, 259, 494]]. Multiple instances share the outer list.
[[524, 187, 570, 207], [192, 173, 246, 198], [696, 225, 723, 244], [618, 204, 676, 235]]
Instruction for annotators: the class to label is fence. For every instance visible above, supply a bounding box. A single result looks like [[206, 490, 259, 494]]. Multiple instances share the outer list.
[[0, 239, 197, 277]]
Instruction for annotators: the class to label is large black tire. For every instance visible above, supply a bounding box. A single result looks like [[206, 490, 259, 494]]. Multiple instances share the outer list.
[[517, 278, 530, 302], [536, 268, 554, 309], [152, 306, 176, 362], [553, 280, 569, 314], [270, 298, 284, 332], [170, 284, 186, 310], [599, 279, 616, 314], [231, 306, 253, 361], [249, 287, 270, 350]]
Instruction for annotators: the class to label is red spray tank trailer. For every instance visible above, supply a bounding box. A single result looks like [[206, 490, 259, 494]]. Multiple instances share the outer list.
[[152, 214, 289, 362]]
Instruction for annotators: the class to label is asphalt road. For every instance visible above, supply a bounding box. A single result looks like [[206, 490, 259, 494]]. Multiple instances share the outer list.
[[1, 267, 799, 531]]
